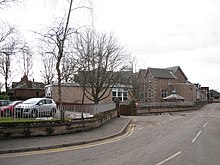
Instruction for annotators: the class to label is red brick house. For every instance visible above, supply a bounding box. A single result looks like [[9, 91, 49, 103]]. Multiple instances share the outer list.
[[143, 66, 202, 102], [10, 75, 45, 100]]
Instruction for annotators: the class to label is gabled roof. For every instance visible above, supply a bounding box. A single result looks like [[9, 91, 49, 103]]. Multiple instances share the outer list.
[[210, 90, 220, 97], [13, 82, 44, 89], [147, 68, 176, 79], [166, 66, 188, 80], [138, 69, 147, 78], [12, 76, 45, 90], [166, 66, 179, 73]]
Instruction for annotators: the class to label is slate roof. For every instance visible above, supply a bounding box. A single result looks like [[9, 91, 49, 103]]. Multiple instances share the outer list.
[[210, 90, 220, 97], [166, 66, 179, 73], [12, 76, 45, 90], [148, 68, 176, 79], [166, 66, 188, 80]]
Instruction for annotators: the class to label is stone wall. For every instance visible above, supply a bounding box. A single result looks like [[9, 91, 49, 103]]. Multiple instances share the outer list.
[[137, 102, 207, 114], [0, 109, 117, 139]]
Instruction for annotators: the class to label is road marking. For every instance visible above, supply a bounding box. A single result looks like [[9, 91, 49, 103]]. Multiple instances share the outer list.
[[155, 151, 182, 165], [0, 125, 134, 159], [203, 122, 207, 128], [192, 131, 202, 143]]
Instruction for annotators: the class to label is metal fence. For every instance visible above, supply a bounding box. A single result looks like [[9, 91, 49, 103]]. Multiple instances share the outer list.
[[0, 103, 116, 121], [58, 103, 116, 119]]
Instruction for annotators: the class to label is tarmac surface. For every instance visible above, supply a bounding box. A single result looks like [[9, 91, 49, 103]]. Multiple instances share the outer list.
[[0, 116, 132, 154]]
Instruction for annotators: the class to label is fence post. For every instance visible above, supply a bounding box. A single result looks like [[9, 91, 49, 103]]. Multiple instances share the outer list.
[[59, 104, 65, 120], [115, 98, 120, 117]]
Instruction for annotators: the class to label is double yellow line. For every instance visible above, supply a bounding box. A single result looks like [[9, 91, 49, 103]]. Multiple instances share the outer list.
[[0, 124, 134, 159]]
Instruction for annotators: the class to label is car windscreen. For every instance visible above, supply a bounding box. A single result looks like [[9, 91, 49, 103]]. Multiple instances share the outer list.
[[23, 99, 40, 104], [9, 101, 22, 106]]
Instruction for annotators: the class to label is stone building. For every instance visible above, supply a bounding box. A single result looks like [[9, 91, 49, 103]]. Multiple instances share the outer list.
[[210, 89, 220, 103], [142, 66, 205, 102]]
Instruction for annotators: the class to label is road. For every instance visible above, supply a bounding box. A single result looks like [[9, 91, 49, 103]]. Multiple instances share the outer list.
[[1, 103, 220, 165]]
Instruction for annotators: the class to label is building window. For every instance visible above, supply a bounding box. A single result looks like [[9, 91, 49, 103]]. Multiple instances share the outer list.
[[118, 92, 122, 101], [112, 89, 128, 102], [162, 90, 167, 98], [139, 92, 144, 99], [112, 91, 117, 101], [148, 89, 152, 99], [123, 92, 128, 101]]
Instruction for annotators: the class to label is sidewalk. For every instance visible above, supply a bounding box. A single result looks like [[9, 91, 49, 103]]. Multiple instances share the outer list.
[[0, 116, 132, 154]]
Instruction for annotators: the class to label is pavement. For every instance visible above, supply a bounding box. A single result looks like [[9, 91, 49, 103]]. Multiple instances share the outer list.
[[0, 116, 132, 154]]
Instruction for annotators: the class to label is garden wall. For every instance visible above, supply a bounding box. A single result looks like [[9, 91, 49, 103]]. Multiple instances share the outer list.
[[0, 109, 117, 139]]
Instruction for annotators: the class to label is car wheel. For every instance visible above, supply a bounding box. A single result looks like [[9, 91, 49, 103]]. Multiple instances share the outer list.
[[32, 110, 38, 118], [50, 108, 56, 117], [4, 109, 11, 117]]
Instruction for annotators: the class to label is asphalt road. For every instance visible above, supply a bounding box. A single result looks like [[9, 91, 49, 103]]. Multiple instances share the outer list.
[[1, 103, 220, 165]]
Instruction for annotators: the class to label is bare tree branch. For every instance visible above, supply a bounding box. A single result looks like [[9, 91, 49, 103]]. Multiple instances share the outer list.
[[39, 51, 56, 85], [74, 29, 128, 104], [0, 0, 22, 8], [0, 22, 23, 93]]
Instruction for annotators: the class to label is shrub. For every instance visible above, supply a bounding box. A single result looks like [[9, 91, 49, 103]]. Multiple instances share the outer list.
[[0, 94, 10, 100]]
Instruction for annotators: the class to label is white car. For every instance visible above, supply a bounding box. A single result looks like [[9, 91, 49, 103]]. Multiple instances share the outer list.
[[14, 98, 57, 118]]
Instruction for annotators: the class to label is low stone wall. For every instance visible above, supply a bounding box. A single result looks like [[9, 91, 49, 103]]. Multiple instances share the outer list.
[[137, 102, 208, 115], [0, 109, 117, 139]]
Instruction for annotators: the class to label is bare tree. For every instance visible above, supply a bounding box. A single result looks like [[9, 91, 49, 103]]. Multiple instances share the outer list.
[[16, 43, 33, 77], [40, 52, 56, 85], [61, 52, 77, 83], [39, 0, 91, 106], [0, 22, 20, 93], [39, 1, 74, 105], [74, 29, 128, 104]]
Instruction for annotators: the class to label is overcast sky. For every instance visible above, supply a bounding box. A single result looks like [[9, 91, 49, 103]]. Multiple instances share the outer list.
[[1, 0, 220, 91]]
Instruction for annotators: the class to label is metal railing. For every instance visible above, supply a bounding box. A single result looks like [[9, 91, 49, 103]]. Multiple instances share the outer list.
[[0, 103, 116, 121], [58, 103, 116, 119]]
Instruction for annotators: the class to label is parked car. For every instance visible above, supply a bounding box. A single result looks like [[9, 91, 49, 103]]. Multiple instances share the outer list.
[[0, 100, 23, 117], [0, 100, 11, 116], [14, 98, 57, 118]]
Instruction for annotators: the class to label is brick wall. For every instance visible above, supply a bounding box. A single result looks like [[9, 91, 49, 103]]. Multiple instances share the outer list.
[[13, 89, 45, 100], [146, 77, 172, 102]]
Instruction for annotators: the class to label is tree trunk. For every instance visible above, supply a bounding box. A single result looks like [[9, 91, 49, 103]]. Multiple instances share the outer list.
[[82, 87, 85, 104]]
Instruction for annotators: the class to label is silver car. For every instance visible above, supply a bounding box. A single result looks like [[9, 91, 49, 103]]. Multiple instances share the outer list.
[[14, 98, 57, 118]]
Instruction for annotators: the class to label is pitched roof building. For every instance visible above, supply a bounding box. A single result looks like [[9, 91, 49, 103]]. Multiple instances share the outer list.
[[210, 89, 220, 103], [141, 66, 203, 102], [10, 75, 45, 100]]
